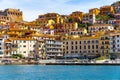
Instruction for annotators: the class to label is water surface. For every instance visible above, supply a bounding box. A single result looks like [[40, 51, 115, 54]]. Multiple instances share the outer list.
[[0, 65, 119, 80]]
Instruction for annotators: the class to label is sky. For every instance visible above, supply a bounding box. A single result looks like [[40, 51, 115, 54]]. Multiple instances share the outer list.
[[0, 0, 118, 21]]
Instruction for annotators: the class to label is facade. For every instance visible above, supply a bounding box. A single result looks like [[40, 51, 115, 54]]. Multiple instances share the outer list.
[[110, 32, 120, 58], [100, 33, 110, 58], [0, 36, 5, 57], [70, 11, 84, 22], [37, 13, 63, 26], [88, 24, 114, 34], [62, 34, 100, 58], [69, 28, 87, 36], [100, 6, 114, 15], [112, 1, 120, 14], [0, 15, 10, 22], [82, 13, 96, 24], [0, 8, 23, 22], [10, 38, 37, 58], [89, 8, 100, 15], [45, 39, 63, 59]]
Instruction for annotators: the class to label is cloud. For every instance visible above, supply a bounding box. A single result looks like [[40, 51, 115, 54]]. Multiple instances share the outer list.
[[0, 0, 118, 21]]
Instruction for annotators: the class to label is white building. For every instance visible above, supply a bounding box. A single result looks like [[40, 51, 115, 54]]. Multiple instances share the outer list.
[[88, 24, 114, 34], [11, 38, 37, 57], [82, 13, 96, 24], [45, 39, 63, 59], [110, 33, 120, 58], [0, 36, 5, 57]]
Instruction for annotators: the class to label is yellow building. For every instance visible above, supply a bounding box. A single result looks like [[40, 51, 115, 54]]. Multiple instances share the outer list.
[[62, 33, 101, 58], [0, 8, 23, 22], [100, 33, 110, 58], [70, 11, 84, 22], [100, 6, 114, 15], [37, 13, 63, 26], [89, 8, 100, 15]]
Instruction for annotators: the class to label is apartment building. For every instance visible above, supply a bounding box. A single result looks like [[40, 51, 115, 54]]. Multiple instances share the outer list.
[[110, 32, 120, 58], [69, 11, 84, 22], [82, 13, 96, 24], [112, 1, 120, 14], [63, 35, 100, 58], [10, 38, 37, 58], [88, 24, 114, 34], [100, 6, 114, 15], [89, 8, 100, 15], [0, 8, 23, 22], [45, 39, 63, 59]]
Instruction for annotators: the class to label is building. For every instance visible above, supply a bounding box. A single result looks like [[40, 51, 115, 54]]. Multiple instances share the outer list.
[[0, 8, 23, 22], [112, 1, 120, 14], [10, 38, 37, 58], [82, 13, 96, 24], [45, 39, 63, 59], [100, 33, 110, 58], [69, 11, 84, 22], [0, 15, 10, 22], [62, 34, 100, 58], [110, 32, 120, 58], [69, 28, 87, 36], [100, 6, 114, 15], [0, 36, 5, 57], [88, 24, 114, 34], [37, 13, 63, 26], [89, 8, 100, 15]]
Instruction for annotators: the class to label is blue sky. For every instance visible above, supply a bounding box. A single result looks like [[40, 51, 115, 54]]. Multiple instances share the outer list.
[[0, 0, 118, 21]]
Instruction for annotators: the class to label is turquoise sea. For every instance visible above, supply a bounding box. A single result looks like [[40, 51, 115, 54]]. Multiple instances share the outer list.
[[0, 65, 120, 80]]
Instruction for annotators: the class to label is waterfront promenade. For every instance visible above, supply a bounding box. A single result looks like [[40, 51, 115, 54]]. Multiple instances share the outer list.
[[1, 58, 120, 65]]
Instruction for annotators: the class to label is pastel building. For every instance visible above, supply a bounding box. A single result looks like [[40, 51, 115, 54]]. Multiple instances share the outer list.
[[62, 34, 100, 58], [100, 6, 114, 15], [0, 8, 23, 22], [69, 11, 84, 22], [82, 13, 96, 24], [45, 39, 63, 59], [89, 8, 100, 15], [10, 38, 37, 58], [88, 24, 114, 34], [110, 32, 120, 58]]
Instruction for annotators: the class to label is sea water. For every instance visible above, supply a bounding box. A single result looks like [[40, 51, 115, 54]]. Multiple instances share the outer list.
[[0, 65, 119, 80]]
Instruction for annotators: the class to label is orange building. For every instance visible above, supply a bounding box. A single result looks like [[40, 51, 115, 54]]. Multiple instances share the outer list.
[[100, 6, 114, 15], [89, 8, 100, 15], [69, 11, 84, 22]]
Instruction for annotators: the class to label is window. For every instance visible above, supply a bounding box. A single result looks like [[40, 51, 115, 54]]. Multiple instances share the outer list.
[[75, 41, 77, 44], [84, 46, 86, 49], [79, 41, 81, 44], [96, 45, 98, 49], [76, 46, 77, 49], [118, 45, 119, 47], [66, 46, 68, 50], [66, 42, 68, 45], [117, 35, 119, 37], [23, 45, 26, 47], [33, 45, 36, 47], [84, 41, 86, 44], [88, 45, 90, 49], [71, 46, 73, 50], [92, 40, 94, 43], [117, 40, 119, 42], [71, 41, 73, 44], [80, 46, 81, 49], [92, 45, 94, 49], [0, 47, 1, 50], [23, 41, 26, 43]]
